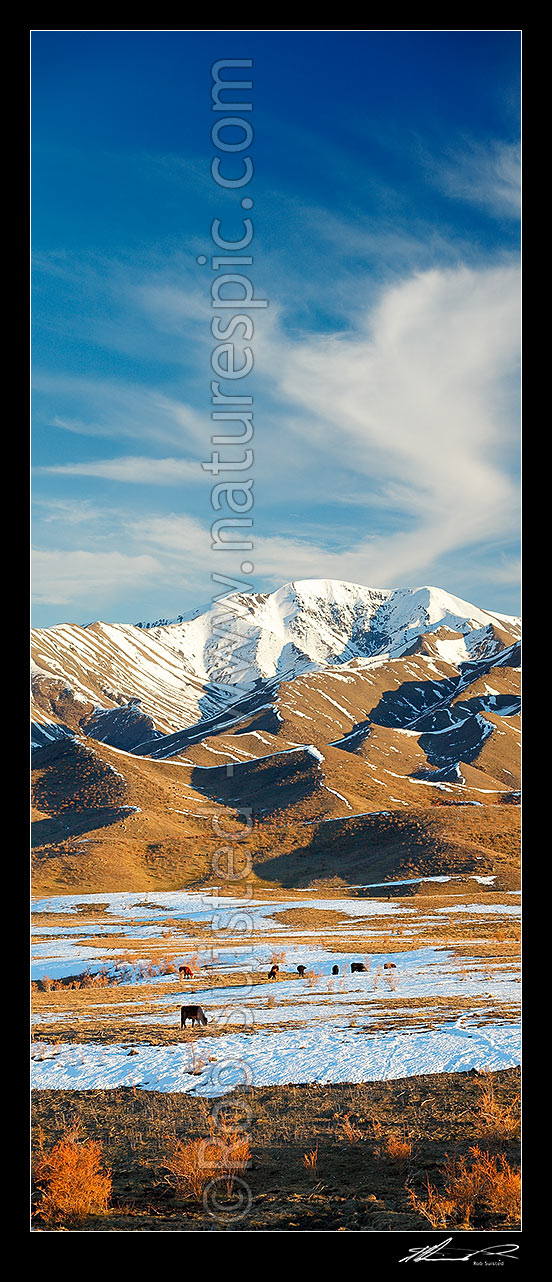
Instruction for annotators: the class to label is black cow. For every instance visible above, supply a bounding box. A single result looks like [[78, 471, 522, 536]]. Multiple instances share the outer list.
[[268, 965, 279, 980], [297, 965, 306, 976], [180, 1005, 207, 1028], [332, 965, 339, 975], [351, 962, 367, 973]]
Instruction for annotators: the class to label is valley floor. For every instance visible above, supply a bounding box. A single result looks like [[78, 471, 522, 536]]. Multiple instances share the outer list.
[[31, 1069, 521, 1232], [31, 879, 521, 1231]]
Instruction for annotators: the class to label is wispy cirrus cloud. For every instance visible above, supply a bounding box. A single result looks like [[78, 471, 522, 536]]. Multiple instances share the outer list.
[[31, 548, 162, 607], [432, 140, 521, 219], [33, 377, 207, 451], [33, 261, 520, 619], [257, 262, 520, 560], [41, 456, 207, 485]]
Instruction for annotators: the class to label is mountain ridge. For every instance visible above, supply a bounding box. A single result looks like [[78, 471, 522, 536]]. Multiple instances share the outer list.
[[31, 579, 521, 894], [32, 579, 520, 751]]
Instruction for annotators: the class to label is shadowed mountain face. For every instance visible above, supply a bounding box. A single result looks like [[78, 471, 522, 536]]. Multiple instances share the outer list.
[[32, 581, 519, 747], [31, 581, 520, 894]]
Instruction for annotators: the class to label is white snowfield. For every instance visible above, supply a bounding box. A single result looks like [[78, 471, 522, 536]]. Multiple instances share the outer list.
[[31, 887, 520, 1092], [31, 889, 415, 979], [31, 1020, 520, 1096]]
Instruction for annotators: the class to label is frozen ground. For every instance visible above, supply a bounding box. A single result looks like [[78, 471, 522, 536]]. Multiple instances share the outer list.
[[31, 885, 520, 1092], [31, 1019, 520, 1096]]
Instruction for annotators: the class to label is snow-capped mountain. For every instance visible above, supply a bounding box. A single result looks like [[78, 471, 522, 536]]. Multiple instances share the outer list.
[[31, 580, 520, 749], [140, 580, 519, 680], [31, 580, 521, 895]]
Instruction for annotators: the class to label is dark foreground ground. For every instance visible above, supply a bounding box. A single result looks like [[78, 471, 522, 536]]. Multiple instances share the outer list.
[[31, 1067, 520, 1232]]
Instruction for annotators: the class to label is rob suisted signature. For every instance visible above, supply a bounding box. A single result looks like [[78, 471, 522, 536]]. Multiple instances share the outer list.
[[399, 1237, 519, 1263]]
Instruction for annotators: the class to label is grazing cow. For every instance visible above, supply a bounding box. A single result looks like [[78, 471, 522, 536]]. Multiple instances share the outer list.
[[179, 965, 194, 980], [332, 965, 339, 975], [384, 962, 397, 970], [268, 964, 279, 980], [297, 965, 306, 976], [180, 1005, 207, 1028], [351, 962, 367, 973]]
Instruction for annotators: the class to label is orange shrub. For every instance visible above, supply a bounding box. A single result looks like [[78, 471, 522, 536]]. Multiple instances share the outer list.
[[476, 1073, 520, 1140], [33, 1128, 112, 1226], [163, 1131, 251, 1203], [337, 1114, 363, 1143], [385, 1132, 412, 1169], [409, 1147, 520, 1229]]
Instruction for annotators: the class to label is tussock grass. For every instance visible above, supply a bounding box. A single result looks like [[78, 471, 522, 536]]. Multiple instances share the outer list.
[[33, 1126, 112, 1226], [302, 1143, 319, 1171], [162, 1128, 251, 1203], [383, 1131, 412, 1169], [336, 1114, 364, 1143], [476, 1071, 520, 1140], [408, 1146, 520, 1228]]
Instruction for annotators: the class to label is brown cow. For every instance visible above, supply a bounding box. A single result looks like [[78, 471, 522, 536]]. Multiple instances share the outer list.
[[384, 962, 397, 970], [268, 965, 279, 980], [351, 962, 367, 973], [332, 965, 339, 975], [179, 965, 194, 980], [180, 1005, 207, 1028]]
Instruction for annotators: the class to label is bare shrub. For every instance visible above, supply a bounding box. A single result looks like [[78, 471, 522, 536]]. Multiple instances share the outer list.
[[384, 1131, 412, 1170], [337, 1115, 363, 1143], [408, 1175, 454, 1228], [408, 1147, 520, 1229], [163, 1130, 251, 1203], [33, 1127, 112, 1226], [476, 1073, 520, 1140]]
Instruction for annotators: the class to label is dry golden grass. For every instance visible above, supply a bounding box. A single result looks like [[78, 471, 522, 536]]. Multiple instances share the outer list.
[[337, 1115, 364, 1143], [384, 1132, 412, 1169], [302, 1143, 319, 1171], [476, 1071, 520, 1139], [33, 1126, 112, 1226], [372, 1121, 412, 1170], [162, 1129, 251, 1203], [408, 1146, 520, 1229], [269, 907, 364, 929]]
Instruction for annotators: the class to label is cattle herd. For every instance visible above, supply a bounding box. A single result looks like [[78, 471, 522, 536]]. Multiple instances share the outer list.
[[179, 958, 397, 1030]]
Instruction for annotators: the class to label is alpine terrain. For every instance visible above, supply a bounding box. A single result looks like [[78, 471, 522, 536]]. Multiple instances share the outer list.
[[31, 580, 521, 894]]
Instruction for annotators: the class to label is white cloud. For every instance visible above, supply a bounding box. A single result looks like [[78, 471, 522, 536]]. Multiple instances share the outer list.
[[34, 375, 206, 450], [254, 262, 520, 582], [31, 549, 162, 606], [435, 141, 521, 219], [33, 263, 521, 615], [42, 456, 207, 486]]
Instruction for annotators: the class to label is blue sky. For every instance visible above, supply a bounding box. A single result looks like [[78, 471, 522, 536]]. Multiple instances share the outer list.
[[32, 30, 521, 627]]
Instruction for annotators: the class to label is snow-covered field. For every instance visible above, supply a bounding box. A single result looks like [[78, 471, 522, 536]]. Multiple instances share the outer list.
[[31, 886, 520, 1095], [31, 1019, 519, 1095]]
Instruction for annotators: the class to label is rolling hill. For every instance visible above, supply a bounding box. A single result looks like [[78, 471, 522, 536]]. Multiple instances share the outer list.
[[31, 580, 520, 894]]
